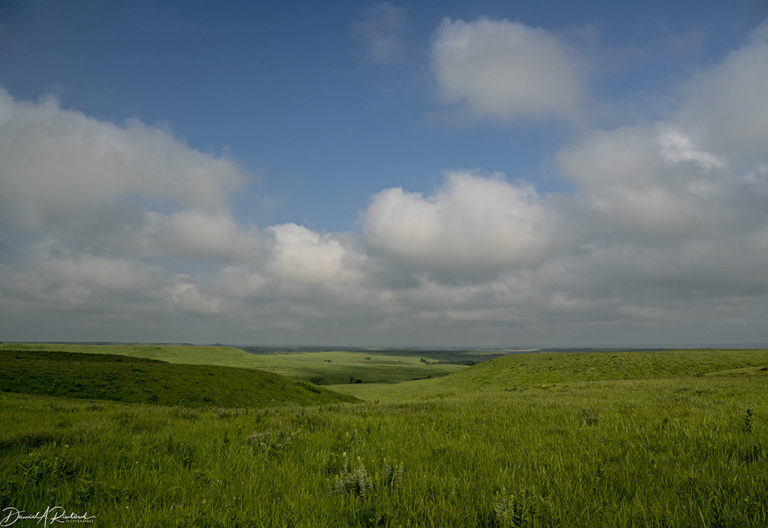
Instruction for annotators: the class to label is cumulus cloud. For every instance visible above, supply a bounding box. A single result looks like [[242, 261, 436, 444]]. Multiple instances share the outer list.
[[265, 223, 367, 286], [557, 125, 733, 241], [675, 20, 768, 161], [0, 87, 264, 261], [541, 21, 768, 345], [430, 17, 584, 121], [137, 210, 262, 260], [657, 126, 726, 170], [2, 18, 768, 346], [165, 275, 223, 314], [0, 87, 257, 338], [0, 241, 160, 315], [363, 171, 552, 280], [351, 3, 410, 64], [0, 89, 243, 233]]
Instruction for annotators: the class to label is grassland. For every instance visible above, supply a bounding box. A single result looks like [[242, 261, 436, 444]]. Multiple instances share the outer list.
[[0, 349, 354, 407], [0, 343, 479, 385], [215, 349, 468, 385], [1, 345, 767, 526], [330, 348, 768, 401], [0, 343, 271, 368]]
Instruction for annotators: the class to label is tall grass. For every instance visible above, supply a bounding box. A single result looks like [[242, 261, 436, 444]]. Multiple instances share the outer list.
[[2, 350, 767, 526]]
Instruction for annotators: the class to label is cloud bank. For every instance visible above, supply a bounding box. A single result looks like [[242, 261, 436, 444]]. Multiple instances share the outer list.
[[2, 17, 768, 346]]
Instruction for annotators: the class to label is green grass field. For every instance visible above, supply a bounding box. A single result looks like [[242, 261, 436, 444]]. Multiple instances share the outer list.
[[0, 343, 275, 368], [0, 343, 477, 385], [216, 350, 468, 385], [1, 345, 767, 526], [0, 349, 354, 408], [330, 348, 768, 401]]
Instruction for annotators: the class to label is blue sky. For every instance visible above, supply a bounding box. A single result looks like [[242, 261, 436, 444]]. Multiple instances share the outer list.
[[4, 0, 763, 229], [1, 1, 768, 345]]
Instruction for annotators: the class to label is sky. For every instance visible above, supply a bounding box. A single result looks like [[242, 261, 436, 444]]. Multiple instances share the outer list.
[[1, 0, 767, 347]]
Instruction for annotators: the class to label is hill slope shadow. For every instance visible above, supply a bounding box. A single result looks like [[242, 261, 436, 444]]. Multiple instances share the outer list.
[[0, 349, 356, 407]]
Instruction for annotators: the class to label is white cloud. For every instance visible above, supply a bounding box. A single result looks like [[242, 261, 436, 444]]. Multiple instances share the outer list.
[[39, 250, 154, 294], [0, 241, 159, 312], [557, 125, 733, 240], [675, 20, 768, 161], [363, 171, 552, 280], [657, 125, 725, 170], [431, 17, 584, 121], [165, 275, 223, 314], [265, 223, 367, 286], [138, 210, 262, 260], [0, 87, 264, 264], [351, 3, 410, 64], [0, 87, 254, 337], [0, 87, 245, 239]]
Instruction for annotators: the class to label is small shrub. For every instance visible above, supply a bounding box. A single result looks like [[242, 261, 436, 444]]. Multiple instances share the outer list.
[[493, 490, 524, 528], [582, 407, 600, 426], [19, 452, 77, 486], [742, 408, 753, 434], [247, 428, 295, 453], [379, 459, 403, 490], [176, 444, 196, 468], [330, 454, 403, 498], [331, 453, 371, 498]]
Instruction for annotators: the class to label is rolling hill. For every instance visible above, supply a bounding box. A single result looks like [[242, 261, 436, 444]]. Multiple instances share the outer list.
[[332, 348, 768, 400], [0, 349, 356, 407]]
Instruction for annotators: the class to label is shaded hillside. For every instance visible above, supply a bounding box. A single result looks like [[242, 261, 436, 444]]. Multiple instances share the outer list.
[[0, 343, 262, 369], [0, 350, 356, 407], [0, 343, 470, 385]]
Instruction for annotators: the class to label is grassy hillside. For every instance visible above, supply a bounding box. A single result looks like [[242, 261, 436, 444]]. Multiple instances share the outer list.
[[218, 349, 467, 384], [444, 347, 768, 385], [1, 362, 766, 526], [2, 348, 767, 525], [239, 345, 517, 365], [0, 343, 471, 385], [0, 349, 355, 407], [333, 348, 768, 400], [0, 343, 261, 368]]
